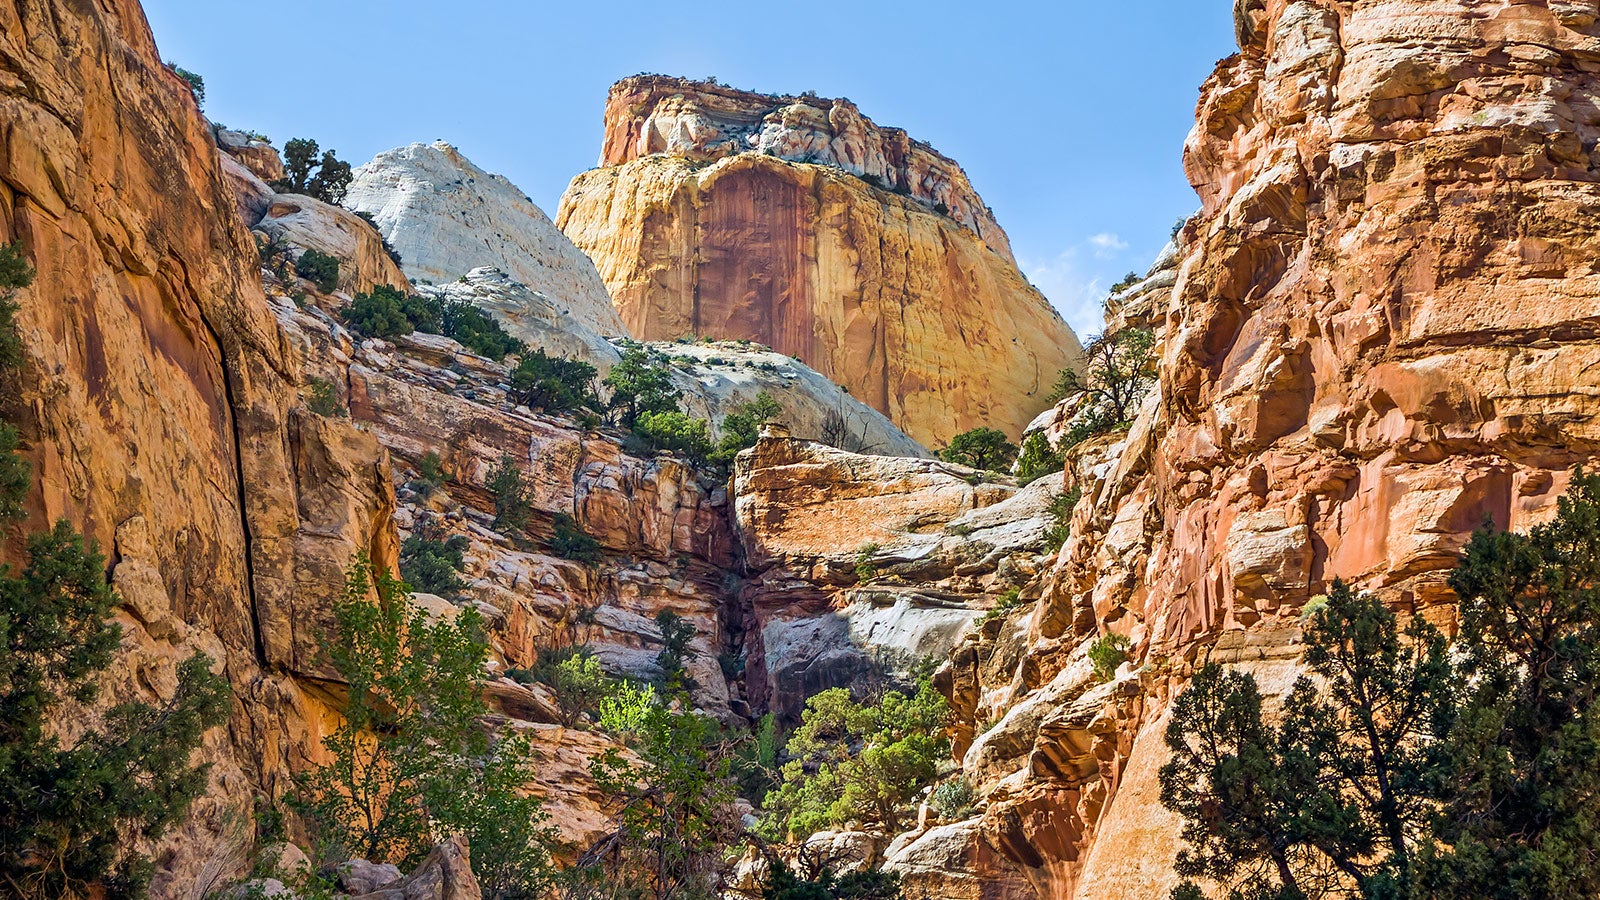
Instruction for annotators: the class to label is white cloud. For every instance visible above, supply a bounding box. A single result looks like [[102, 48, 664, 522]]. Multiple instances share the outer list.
[[1088, 232, 1129, 257], [1019, 246, 1107, 338]]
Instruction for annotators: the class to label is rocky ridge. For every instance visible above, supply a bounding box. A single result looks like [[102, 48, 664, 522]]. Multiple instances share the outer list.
[[557, 76, 1083, 447], [922, 4, 1600, 898], [346, 142, 628, 337]]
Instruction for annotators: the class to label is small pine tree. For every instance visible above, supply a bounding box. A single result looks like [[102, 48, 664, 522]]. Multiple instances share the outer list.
[[509, 350, 599, 414], [1015, 431, 1064, 484], [293, 249, 340, 293], [711, 391, 782, 466], [604, 348, 680, 428]]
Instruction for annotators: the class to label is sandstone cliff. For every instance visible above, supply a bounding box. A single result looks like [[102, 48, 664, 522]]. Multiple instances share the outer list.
[[556, 76, 1082, 447], [346, 142, 629, 337], [932, 4, 1600, 898]]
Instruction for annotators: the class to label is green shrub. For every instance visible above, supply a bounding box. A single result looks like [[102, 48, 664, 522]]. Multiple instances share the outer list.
[[931, 777, 977, 820], [345, 285, 413, 338], [1088, 632, 1132, 682], [438, 299, 523, 360], [604, 348, 680, 427], [633, 410, 713, 462], [1041, 487, 1080, 553], [167, 63, 204, 108], [761, 678, 950, 837], [295, 557, 556, 894], [486, 454, 533, 535], [509, 349, 599, 414], [407, 450, 448, 497], [305, 376, 346, 417], [940, 426, 1018, 473], [399, 528, 470, 596], [293, 249, 340, 293], [855, 542, 880, 582], [653, 610, 698, 693], [1015, 431, 1065, 484], [549, 512, 601, 565], [711, 391, 782, 466]]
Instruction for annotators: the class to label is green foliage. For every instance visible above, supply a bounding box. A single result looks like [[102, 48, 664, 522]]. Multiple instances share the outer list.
[[345, 285, 418, 339], [733, 712, 780, 805], [294, 249, 340, 293], [981, 587, 1024, 623], [1087, 633, 1132, 682], [342, 286, 524, 360], [1046, 328, 1156, 428], [582, 682, 741, 900], [487, 454, 533, 535], [633, 410, 713, 463], [398, 526, 469, 597], [1111, 271, 1142, 293], [1425, 471, 1600, 899], [272, 138, 352, 204], [509, 350, 599, 414], [711, 391, 782, 465], [549, 512, 601, 565], [296, 556, 557, 891], [759, 858, 903, 900], [550, 650, 610, 728], [1041, 488, 1080, 553], [763, 679, 950, 837], [1015, 431, 1064, 485], [0, 240, 230, 899], [167, 63, 205, 108], [604, 348, 680, 428], [406, 451, 447, 497], [854, 543, 880, 583], [305, 376, 346, 417], [653, 610, 698, 693], [939, 426, 1018, 473], [931, 777, 977, 821], [1160, 581, 1453, 900]]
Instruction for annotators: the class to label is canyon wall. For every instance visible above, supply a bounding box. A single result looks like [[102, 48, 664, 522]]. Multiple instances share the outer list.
[[939, 3, 1600, 898], [557, 76, 1082, 447]]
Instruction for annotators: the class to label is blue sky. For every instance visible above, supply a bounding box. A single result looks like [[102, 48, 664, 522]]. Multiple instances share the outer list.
[[143, 1, 1234, 336]]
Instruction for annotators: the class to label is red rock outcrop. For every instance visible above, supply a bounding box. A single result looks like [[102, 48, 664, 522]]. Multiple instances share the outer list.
[[943, 4, 1600, 898], [557, 77, 1081, 447]]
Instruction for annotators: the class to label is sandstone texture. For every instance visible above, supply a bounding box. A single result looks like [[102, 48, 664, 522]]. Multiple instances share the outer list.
[[732, 435, 1066, 718], [347, 141, 628, 336], [932, 4, 1600, 898], [557, 76, 1082, 446], [416, 267, 926, 458], [0, 1, 401, 893]]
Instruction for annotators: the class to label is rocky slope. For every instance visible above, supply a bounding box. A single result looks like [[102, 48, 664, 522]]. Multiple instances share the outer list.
[[557, 76, 1082, 447], [927, 4, 1600, 899], [346, 142, 629, 337]]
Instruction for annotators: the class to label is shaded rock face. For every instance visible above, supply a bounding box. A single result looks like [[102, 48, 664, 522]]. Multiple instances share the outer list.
[[346, 142, 628, 337], [733, 436, 1064, 719], [940, 4, 1600, 898], [557, 76, 1082, 447], [0, 1, 400, 894]]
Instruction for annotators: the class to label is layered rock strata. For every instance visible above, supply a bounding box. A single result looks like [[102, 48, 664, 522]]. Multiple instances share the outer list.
[[938, 4, 1600, 899], [346, 142, 628, 336], [557, 76, 1082, 446]]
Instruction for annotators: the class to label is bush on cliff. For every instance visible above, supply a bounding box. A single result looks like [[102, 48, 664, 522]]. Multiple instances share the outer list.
[[399, 525, 469, 596], [1161, 474, 1600, 900], [0, 242, 232, 900], [711, 391, 782, 466], [604, 347, 681, 428], [294, 248, 340, 293], [1015, 431, 1065, 484], [296, 556, 557, 895], [762, 678, 949, 837], [633, 410, 713, 463], [1046, 327, 1155, 429], [486, 454, 533, 536], [508, 349, 599, 414]]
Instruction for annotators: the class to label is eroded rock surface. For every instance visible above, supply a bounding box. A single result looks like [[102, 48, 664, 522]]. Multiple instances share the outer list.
[[940, 5, 1600, 898], [347, 142, 628, 336], [557, 76, 1082, 446]]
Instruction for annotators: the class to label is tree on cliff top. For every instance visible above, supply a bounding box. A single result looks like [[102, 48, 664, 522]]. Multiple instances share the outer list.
[[939, 426, 1018, 473], [0, 242, 231, 900], [603, 348, 680, 428], [1047, 327, 1156, 427], [273, 138, 353, 205]]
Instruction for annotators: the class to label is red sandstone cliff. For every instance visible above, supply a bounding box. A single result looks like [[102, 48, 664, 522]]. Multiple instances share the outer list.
[[557, 76, 1082, 447]]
